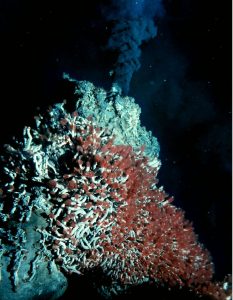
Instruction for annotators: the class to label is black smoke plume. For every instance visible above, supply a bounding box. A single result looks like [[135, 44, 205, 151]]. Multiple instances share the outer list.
[[102, 0, 164, 94]]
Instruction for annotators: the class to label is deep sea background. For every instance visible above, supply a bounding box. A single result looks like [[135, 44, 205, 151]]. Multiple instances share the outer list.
[[0, 0, 231, 299]]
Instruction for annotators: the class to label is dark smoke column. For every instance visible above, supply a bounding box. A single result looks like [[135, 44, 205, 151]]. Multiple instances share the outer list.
[[103, 0, 164, 94]]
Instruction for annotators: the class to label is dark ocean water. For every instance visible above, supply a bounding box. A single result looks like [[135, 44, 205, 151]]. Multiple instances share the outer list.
[[0, 0, 231, 299]]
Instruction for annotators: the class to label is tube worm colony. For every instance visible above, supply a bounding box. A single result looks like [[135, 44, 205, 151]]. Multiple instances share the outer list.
[[0, 77, 231, 299]]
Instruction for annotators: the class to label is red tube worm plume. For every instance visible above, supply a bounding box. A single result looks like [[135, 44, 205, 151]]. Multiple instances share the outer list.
[[36, 111, 230, 299]]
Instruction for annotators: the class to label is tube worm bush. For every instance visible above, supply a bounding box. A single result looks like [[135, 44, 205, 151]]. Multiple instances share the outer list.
[[0, 78, 231, 299]]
